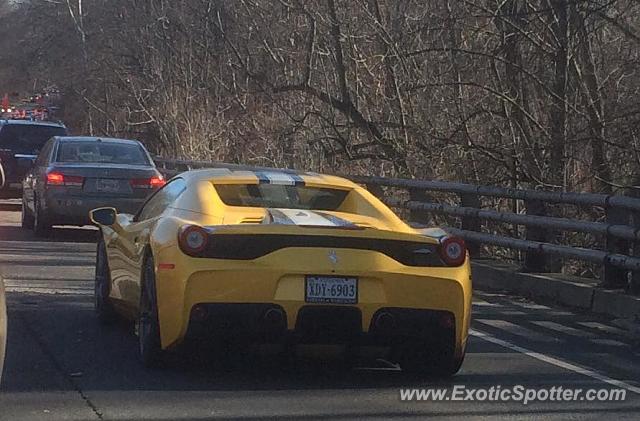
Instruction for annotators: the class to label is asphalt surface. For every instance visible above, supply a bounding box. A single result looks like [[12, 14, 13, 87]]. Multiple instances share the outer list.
[[0, 206, 639, 420]]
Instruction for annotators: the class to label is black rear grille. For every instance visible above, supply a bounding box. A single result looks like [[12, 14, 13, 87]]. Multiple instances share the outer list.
[[295, 306, 362, 343], [195, 233, 445, 266]]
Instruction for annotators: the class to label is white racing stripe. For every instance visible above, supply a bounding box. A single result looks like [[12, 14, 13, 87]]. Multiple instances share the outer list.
[[258, 172, 298, 186], [276, 209, 336, 226], [471, 328, 640, 395]]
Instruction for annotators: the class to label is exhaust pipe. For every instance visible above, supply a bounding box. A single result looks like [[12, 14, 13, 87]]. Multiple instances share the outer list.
[[263, 308, 286, 328], [190, 304, 209, 322], [375, 311, 396, 332]]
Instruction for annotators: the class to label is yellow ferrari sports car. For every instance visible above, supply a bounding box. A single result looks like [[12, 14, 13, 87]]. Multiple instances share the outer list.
[[90, 168, 471, 376]]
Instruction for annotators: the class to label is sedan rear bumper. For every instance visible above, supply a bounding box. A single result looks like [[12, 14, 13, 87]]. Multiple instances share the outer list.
[[43, 193, 145, 225]]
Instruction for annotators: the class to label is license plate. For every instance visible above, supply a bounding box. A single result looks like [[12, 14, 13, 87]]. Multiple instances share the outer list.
[[305, 276, 358, 304], [96, 179, 120, 192]]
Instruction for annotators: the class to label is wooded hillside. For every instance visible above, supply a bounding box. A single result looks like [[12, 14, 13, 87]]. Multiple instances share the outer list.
[[1, 0, 639, 192]]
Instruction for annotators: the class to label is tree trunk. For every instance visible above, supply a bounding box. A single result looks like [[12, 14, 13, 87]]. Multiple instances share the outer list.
[[548, 0, 569, 189]]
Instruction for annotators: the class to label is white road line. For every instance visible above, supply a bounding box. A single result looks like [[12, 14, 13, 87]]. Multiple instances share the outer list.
[[578, 321, 628, 337], [472, 299, 503, 307], [471, 328, 640, 395], [530, 321, 596, 338], [475, 319, 560, 343], [542, 311, 577, 316], [510, 301, 552, 310], [5, 287, 92, 295], [590, 339, 628, 347]]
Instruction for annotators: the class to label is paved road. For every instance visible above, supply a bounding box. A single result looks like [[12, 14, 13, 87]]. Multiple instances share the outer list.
[[0, 208, 639, 420]]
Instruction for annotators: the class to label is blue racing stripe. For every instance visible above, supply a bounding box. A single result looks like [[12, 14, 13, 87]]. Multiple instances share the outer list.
[[290, 173, 305, 186], [255, 171, 271, 184]]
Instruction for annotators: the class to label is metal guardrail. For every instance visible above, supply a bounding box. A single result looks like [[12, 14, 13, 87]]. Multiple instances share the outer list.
[[154, 157, 640, 294]]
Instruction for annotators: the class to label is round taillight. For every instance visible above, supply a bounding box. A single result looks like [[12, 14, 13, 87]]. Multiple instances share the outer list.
[[179, 225, 209, 255], [439, 237, 467, 266]]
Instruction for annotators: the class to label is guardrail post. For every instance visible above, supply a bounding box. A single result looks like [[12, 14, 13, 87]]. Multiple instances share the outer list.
[[631, 213, 640, 294], [409, 188, 431, 226], [459, 193, 480, 256], [627, 186, 640, 295], [523, 199, 548, 272], [602, 205, 630, 289]]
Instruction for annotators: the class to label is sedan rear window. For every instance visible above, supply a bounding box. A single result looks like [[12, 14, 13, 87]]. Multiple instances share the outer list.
[[55, 142, 150, 165], [215, 184, 349, 211], [0, 124, 67, 153]]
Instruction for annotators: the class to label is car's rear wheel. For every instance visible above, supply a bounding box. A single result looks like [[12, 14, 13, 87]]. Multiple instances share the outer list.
[[33, 197, 51, 237], [398, 337, 465, 378], [95, 238, 116, 324], [21, 196, 34, 229], [137, 255, 165, 367]]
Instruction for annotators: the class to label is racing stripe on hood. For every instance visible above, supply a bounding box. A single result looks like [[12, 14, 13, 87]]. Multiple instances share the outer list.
[[266, 209, 356, 227], [267, 208, 295, 224], [313, 211, 358, 227], [277, 209, 335, 226], [255, 171, 305, 186]]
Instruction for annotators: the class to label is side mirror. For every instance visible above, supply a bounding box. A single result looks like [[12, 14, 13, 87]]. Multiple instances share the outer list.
[[90, 207, 117, 226]]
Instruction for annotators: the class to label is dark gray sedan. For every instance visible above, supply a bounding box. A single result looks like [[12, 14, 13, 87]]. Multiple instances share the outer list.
[[22, 136, 165, 235]]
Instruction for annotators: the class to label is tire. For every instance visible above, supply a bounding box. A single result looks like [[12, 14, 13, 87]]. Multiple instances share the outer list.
[[95, 238, 117, 324], [137, 255, 165, 367], [398, 336, 464, 378], [21, 196, 34, 229], [33, 197, 51, 237]]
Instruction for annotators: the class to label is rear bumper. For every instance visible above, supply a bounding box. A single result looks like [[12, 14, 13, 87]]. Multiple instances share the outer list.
[[43, 193, 145, 225], [0, 163, 28, 198], [153, 247, 472, 356], [186, 304, 456, 348], [0, 183, 22, 199]]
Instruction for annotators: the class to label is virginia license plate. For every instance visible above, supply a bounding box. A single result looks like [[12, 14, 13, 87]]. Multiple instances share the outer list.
[[305, 276, 358, 304], [96, 179, 120, 192]]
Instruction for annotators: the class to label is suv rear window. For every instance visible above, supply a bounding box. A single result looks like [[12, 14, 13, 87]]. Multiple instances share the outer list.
[[0, 124, 67, 153], [55, 141, 150, 165], [215, 183, 349, 211]]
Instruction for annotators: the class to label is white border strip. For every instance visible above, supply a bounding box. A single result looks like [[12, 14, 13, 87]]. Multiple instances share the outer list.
[[261, 172, 296, 186], [277, 209, 336, 226], [471, 328, 640, 395]]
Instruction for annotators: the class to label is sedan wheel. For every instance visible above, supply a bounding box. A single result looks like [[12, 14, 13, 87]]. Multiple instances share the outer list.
[[21, 197, 34, 229], [33, 198, 51, 237], [137, 255, 164, 367], [95, 239, 116, 324]]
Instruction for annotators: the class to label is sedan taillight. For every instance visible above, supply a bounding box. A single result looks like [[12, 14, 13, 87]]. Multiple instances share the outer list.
[[46, 172, 84, 187], [130, 175, 166, 189]]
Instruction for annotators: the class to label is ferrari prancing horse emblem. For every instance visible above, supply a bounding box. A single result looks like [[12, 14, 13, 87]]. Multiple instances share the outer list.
[[328, 250, 339, 265]]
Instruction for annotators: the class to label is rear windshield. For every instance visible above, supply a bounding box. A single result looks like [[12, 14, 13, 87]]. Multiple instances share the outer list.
[[215, 184, 349, 211], [0, 124, 67, 152], [55, 142, 150, 165]]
